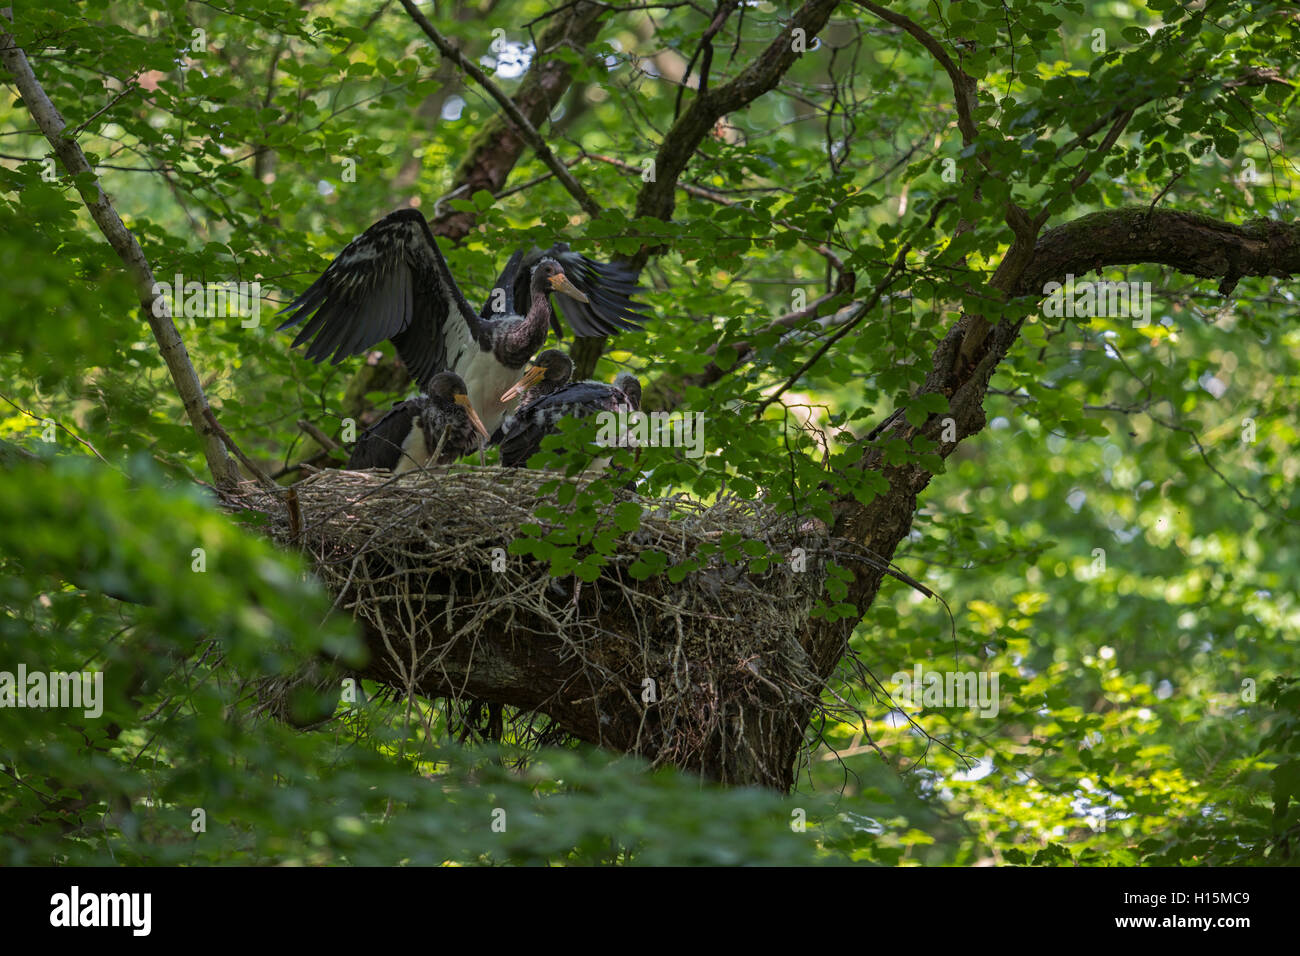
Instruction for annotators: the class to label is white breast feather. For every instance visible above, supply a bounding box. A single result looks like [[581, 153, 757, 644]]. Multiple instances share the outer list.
[[459, 349, 524, 433], [394, 415, 429, 474]]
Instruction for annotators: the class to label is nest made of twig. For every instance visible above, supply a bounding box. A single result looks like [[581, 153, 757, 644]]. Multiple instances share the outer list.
[[228, 465, 837, 785]]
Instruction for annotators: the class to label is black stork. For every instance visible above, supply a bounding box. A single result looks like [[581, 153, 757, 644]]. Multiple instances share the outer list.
[[346, 372, 489, 473], [495, 348, 573, 418], [492, 370, 642, 469], [489, 348, 574, 451], [277, 208, 648, 433]]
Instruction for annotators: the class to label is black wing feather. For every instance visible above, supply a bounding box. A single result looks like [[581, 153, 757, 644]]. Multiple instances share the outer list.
[[509, 243, 651, 338], [496, 418, 552, 468], [479, 248, 524, 322], [278, 209, 485, 390], [493, 381, 629, 467], [346, 400, 419, 471]]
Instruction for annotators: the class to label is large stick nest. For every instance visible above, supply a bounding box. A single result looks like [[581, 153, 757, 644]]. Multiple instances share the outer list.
[[228, 466, 841, 786]]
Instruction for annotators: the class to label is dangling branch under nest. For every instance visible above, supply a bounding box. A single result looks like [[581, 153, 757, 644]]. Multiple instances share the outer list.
[[224, 466, 907, 789]]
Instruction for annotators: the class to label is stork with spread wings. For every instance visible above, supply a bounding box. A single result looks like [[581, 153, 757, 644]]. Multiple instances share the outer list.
[[278, 208, 649, 432]]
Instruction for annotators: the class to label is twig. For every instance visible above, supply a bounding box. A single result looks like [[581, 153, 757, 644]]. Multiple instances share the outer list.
[[853, 0, 979, 146], [297, 419, 342, 453], [286, 485, 302, 540], [68, 77, 139, 137], [492, 155, 583, 201], [754, 197, 953, 416], [203, 408, 276, 489], [0, 391, 110, 465], [585, 151, 850, 276], [1145, 171, 1183, 222]]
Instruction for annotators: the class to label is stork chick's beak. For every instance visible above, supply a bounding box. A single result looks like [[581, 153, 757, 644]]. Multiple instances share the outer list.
[[500, 364, 547, 402], [547, 272, 590, 303], [454, 393, 490, 439]]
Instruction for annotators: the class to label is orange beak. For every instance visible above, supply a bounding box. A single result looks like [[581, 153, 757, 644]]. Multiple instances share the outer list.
[[547, 272, 590, 303], [454, 393, 490, 439], [500, 364, 547, 402]]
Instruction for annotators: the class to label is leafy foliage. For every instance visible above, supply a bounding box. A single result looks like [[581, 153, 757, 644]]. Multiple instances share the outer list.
[[1, 0, 1297, 864]]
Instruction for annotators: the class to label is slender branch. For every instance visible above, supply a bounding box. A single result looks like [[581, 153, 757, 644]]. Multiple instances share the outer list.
[[852, 0, 978, 146], [396, 0, 603, 219], [673, 1, 739, 120], [1145, 171, 1184, 220], [297, 419, 342, 453], [204, 410, 276, 489], [754, 198, 953, 416], [0, 15, 240, 488], [492, 154, 583, 201], [68, 76, 139, 137], [634, 0, 840, 227], [585, 151, 849, 275], [641, 285, 857, 410], [0, 392, 110, 465], [575, 0, 840, 379], [1054, 102, 1142, 160], [1034, 107, 1135, 230]]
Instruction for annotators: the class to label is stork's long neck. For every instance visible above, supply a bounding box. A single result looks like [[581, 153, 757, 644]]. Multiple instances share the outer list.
[[477, 288, 555, 432], [498, 286, 551, 367], [524, 285, 551, 346]]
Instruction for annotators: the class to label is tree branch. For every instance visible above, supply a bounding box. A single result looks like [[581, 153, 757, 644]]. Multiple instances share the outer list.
[[584, 150, 850, 275], [1013, 207, 1300, 298], [820, 204, 1300, 678], [754, 197, 953, 415], [852, 0, 979, 146], [634, 0, 840, 228], [574, 0, 840, 379], [397, 0, 603, 220], [0, 15, 241, 489]]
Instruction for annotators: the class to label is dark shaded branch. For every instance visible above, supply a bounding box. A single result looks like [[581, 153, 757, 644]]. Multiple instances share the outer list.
[[574, 0, 840, 379], [297, 419, 342, 453], [398, 0, 603, 220], [823, 205, 1300, 679], [755, 198, 953, 415], [430, 2, 608, 241], [634, 0, 839, 229], [1013, 208, 1300, 298], [673, 1, 740, 119], [585, 150, 849, 275], [852, 0, 978, 146], [640, 283, 857, 411]]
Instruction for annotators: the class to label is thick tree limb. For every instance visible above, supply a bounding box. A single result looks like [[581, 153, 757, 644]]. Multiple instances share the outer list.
[[0, 18, 241, 489], [821, 205, 1300, 674], [1013, 208, 1300, 298]]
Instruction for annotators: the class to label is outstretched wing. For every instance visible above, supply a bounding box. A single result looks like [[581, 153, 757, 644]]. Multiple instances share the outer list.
[[478, 248, 524, 323], [346, 400, 419, 471], [278, 209, 484, 390], [505, 243, 651, 339]]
